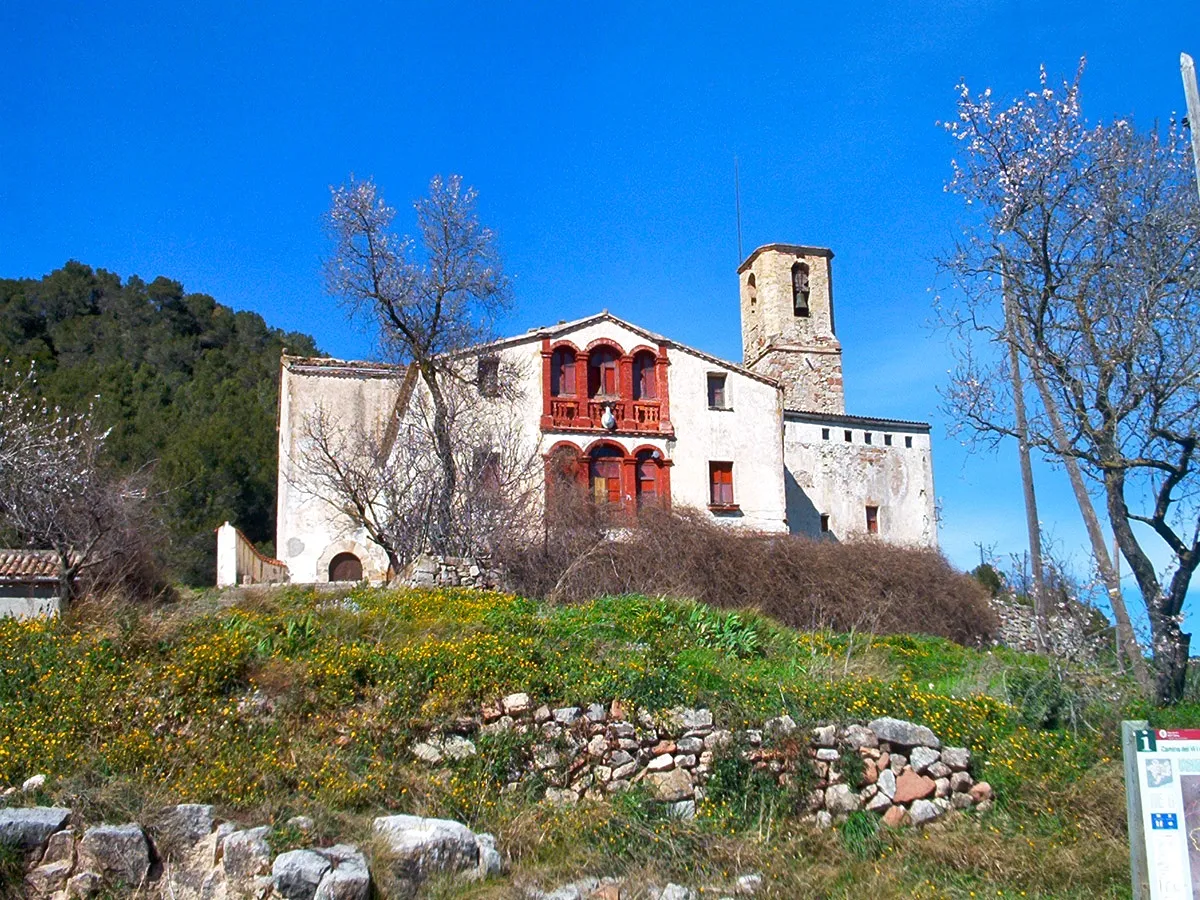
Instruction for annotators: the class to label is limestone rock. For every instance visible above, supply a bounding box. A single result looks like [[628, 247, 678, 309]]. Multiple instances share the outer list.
[[153, 803, 215, 854], [867, 717, 940, 749], [474, 833, 503, 879], [864, 791, 892, 813], [373, 814, 479, 880], [811, 725, 837, 747], [647, 753, 674, 772], [647, 768, 694, 802], [927, 761, 952, 779], [66, 870, 103, 898], [553, 707, 582, 725], [272, 849, 332, 900], [825, 784, 859, 815], [676, 736, 704, 755], [668, 799, 697, 820], [502, 693, 532, 715], [0, 806, 71, 850], [412, 741, 443, 764], [223, 825, 273, 883], [892, 770, 936, 804], [22, 774, 47, 793], [680, 708, 713, 730], [842, 724, 879, 750], [585, 703, 608, 723], [941, 747, 971, 771], [935, 777, 951, 799], [815, 748, 839, 762], [876, 768, 897, 800], [951, 792, 974, 810], [909, 746, 940, 774], [42, 828, 75, 866], [78, 823, 150, 887], [26, 859, 74, 895], [735, 873, 764, 895], [658, 884, 697, 900], [949, 771, 972, 793], [764, 715, 796, 736], [908, 799, 943, 826]]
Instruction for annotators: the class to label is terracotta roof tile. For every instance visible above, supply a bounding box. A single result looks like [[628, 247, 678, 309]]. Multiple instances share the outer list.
[[0, 549, 61, 582]]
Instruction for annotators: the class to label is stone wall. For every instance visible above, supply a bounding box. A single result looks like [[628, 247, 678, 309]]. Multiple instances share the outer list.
[[410, 697, 993, 828], [399, 553, 505, 590], [990, 593, 1112, 661]]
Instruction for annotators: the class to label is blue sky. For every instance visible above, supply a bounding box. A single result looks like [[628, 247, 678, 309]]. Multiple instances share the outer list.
[[2, 0, 1199, 613]]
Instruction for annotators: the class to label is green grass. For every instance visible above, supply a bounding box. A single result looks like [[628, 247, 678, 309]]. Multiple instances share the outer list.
[[0, 585, 1148, 898]]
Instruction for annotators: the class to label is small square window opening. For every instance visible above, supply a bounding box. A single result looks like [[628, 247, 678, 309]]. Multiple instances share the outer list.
[[478, 356, 500, 398], [820, 513, 830, 532], [709, 461, 735, 507], [904, 436, 913, 448], [821, 427, 830, 440], [884, 434, 892, 446], [866, 505, 879, 535], [707, 373, 728, 409], [844, 430, 852, 442], [864, 432, 873, 445]]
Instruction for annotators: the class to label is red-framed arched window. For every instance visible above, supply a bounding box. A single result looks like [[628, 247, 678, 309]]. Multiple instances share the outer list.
[[635, 448, 662, 506], [588, 346, 620, 398], [632, 349, 657, 401], [551, 346, 577, 396], [589, 443, 623, 505]]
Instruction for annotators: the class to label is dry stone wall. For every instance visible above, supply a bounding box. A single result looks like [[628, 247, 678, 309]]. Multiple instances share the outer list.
[[411, 697, 993, 828]]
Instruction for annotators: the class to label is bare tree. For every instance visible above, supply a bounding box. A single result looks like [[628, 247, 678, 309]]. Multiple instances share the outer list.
[[293, 366, 542, 576], [0, 364, 156, 604], [324, 175, 512, 553], [939, 62, 1200, 701]]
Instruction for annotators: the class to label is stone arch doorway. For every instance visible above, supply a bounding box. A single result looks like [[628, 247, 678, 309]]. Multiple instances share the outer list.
[[328, 552, 363, 582]]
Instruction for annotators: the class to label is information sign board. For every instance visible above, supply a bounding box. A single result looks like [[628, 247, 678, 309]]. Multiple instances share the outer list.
[[1125, 722, 1200, 898]]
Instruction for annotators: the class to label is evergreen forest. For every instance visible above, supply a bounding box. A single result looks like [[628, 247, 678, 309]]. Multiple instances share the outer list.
[[0, 261, 321, 584]]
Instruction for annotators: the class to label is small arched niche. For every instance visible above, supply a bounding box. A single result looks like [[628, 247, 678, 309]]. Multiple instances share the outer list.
[[328, 552, 363, 582]]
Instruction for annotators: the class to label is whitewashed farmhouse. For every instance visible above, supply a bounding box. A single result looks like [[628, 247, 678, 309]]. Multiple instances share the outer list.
[[219, 244, 937, 586]]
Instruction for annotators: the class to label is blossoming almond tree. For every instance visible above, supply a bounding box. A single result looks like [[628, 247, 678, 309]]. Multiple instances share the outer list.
[[939, 62, 1200, 703]]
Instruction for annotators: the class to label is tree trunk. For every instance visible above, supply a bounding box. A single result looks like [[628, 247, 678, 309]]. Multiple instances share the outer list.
[[1004, 277, 1048, 642], [1018, 320, 1152, 692], [421, 364, 457, 555], [54, 544, 76, 608], [1104, 466, 1192, 704]]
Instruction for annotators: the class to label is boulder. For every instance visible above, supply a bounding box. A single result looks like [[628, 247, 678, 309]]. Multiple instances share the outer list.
[[66, 870, 103, 898], [927, 761, 952, 779], [223, 826, 273, 882], [373, 814, 479, 880], [78, 823, 150, 887], [152, 804, 215, 854], [41, 828, 75, 866], [676, 736, 704, 755], [646, 768, 694, 802], [680, 708, 713, 730], [0, 806, 71, 851], [585, 703, 608, 723], [647, 753, 675, 772], [764, 715, 797, 736], [22, 774, 47, 793], [864, 791, 892, 813], [735, 873, 764, 895], [950, 771, 973, 793], [868, 717, 940, 749], [892, 770, 936, 804], [811, 725, 837, 747], [272, 849, 332, 900], [658, 884, 697, 900]]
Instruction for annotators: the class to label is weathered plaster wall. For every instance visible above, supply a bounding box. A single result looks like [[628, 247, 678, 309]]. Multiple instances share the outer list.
[[783, 416, 937, 547], [0, 585, 58, 619], [276, 361, 404, 584]]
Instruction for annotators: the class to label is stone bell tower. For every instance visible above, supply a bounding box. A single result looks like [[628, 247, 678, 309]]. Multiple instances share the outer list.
[[738, 243, 844, 414]]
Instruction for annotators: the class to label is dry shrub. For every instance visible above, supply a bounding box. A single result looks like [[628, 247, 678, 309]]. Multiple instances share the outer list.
[[500, 498, 995, 645]]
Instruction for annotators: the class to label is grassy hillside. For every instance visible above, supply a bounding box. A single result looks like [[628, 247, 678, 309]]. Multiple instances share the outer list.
[[0, 262, 321, 584], [0, 586, 1163, 898]]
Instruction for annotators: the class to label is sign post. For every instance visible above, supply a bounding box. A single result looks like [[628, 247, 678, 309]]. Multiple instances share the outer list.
[[1123, 720, 1200, 898]]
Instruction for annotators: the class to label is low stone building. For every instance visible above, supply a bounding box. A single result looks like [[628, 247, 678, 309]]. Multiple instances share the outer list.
[[246, 242, 936, 585]]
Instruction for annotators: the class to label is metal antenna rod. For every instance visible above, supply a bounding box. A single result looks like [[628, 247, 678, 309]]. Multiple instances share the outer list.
[[734, 155, 744, 262]]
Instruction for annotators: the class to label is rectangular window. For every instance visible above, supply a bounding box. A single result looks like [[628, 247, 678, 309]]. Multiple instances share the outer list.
[[844, 430, 853, 442], [864, 432, 873, 445], [904, 436, 913, 449], [820, 513, 830, 533], [478, 356, 500, 398], [707, 373, 727, 409], [884, 434, 892, 446], [821, 427, 830, 440], [866, 505, 879, 535], [709, 461, 734, 507]]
